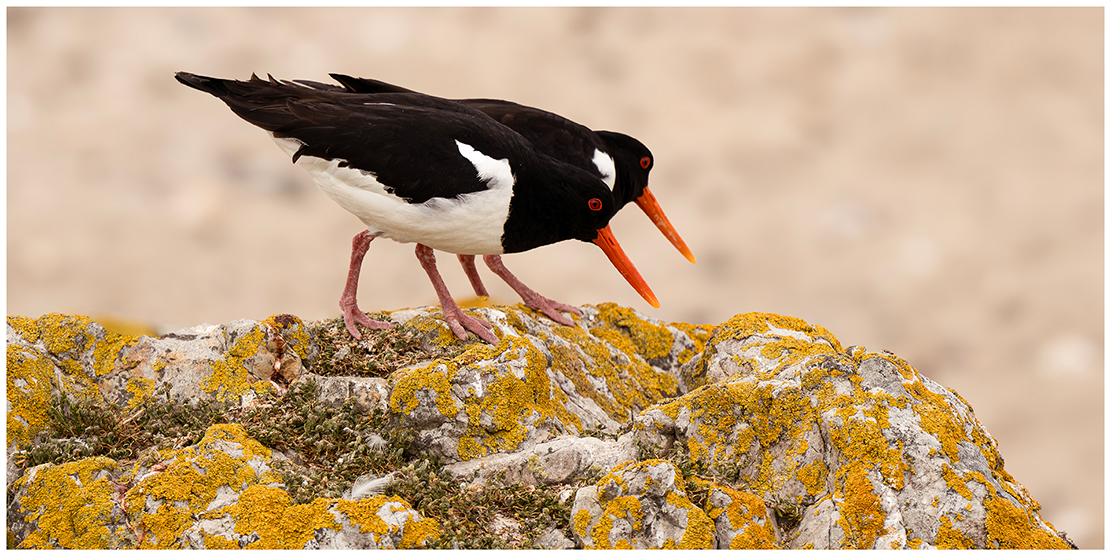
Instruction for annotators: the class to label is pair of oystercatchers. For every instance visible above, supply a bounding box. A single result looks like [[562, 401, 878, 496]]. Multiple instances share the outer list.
[[175, 72, 694, 344]]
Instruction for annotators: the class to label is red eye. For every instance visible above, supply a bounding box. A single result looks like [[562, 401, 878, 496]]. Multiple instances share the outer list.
[[588, 198, 603, 211], [639, 156, 651, 169]]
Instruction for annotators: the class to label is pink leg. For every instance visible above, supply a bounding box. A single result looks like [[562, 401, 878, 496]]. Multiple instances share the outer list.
[[340, 230, 395, 339], [483, 255, 582, 326], [457, 255, 490, 298], [416, 245, 497, 344]]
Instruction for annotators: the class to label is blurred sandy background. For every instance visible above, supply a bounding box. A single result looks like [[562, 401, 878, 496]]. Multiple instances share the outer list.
[[6, 7, 1102, 547]]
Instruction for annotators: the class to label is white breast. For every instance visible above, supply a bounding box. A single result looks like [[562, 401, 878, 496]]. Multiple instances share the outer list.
[[271, 135, 514, 255]]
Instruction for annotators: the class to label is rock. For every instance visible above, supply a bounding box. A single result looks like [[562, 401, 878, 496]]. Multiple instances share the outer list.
[[536, 526, 576, 549], [570, 459, 715, 549], [7, 457, 131, 549], [444, 434, 638, 487], [6, 314, 314, 453], [705, 484, 779, 549], [304, 372, 391, 414], [388, 304, 700, 463], [5, 305, 1072, 549], [631, 312, 1071, 549], [7, 423, 438, 549]]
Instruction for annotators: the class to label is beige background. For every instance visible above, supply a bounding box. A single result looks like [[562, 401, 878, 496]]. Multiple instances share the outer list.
[[7, 7, 1102, 547]]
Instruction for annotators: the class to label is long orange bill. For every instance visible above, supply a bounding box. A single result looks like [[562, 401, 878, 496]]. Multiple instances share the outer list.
[[635, 186, 696, 264], [592, 225, 660, 309]]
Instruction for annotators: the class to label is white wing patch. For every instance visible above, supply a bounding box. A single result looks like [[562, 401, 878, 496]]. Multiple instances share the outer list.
[[592, 148, 617, 190], [270, 134, 514, 255], [455, 140, 515, 192]]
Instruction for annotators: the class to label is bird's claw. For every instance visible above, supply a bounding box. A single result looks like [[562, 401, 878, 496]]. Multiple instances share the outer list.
[[530, 300, 579, 327], [517, 291, 581, 327], [443, 308, 498, 344], [342, 306, 394, 340]]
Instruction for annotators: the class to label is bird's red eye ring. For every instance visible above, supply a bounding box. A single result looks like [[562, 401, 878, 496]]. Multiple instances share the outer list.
[[588, 198, 603, 211], [639, 156, 651, 169]]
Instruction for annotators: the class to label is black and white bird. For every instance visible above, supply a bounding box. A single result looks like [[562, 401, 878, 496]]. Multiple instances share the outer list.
[[175, 72, 658, 343], [289, 74, 695, 327]]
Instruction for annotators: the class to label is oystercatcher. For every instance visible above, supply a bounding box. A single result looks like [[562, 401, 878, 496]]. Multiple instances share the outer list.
[[175, 72, 657, 343], [292, 74, 695, 326]]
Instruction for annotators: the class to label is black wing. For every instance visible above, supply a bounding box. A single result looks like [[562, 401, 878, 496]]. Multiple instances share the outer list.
[[176, 72, 531, 204], [460, 99, 606, 180], [326, 75, 608, 180]]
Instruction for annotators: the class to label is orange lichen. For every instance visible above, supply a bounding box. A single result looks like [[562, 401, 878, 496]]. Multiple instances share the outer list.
[[835, 466, 886, 549], [589, 302, 674, 361], [13, 457, 119, 549]]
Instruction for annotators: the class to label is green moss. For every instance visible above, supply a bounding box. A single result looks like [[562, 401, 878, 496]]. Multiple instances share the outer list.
[[308, 313, 467, 377]]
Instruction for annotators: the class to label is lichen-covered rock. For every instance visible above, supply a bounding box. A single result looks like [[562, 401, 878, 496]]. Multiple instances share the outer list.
[[445, 433, 638, 487], [6, 313, 312, 455], [388, 303, 703, 463], [8, 457, 130, 549], [704, 483, 779, 549], [181, 487, 438, 549], [570, 459, 715, 549], [122, 423, 288, 548], [7, 314, 142, 451], [6, 306, 1071, 549], [632, 312, 1071, 549], [7, 424, 438, 549]]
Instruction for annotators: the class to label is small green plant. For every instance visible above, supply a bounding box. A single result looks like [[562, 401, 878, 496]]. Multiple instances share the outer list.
[[307, 315, 467, 377], [13, 384, 231, 469], [385, 464, 573, 549]]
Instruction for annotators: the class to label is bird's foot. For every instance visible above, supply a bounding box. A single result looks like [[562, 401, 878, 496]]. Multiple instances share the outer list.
[[441, 304, 498, 344], [519, 292, 581, 327], [342, 303, 394, 340], [481, 255, 581, 327]]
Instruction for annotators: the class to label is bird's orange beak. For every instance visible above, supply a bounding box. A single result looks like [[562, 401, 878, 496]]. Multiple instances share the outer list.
[[634, 187, 696, 264], [593, 226, 660, 308]]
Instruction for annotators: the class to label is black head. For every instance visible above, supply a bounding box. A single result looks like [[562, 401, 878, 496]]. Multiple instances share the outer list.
[[500, 156, 618, 254], [595, 130, 654, 208]]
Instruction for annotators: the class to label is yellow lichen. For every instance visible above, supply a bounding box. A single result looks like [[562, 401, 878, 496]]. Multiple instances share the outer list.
[[126, 424, 278, 548], [983, 495, 1069, 549], [662, 490, 715, 549], [834, 466, 886, 549], [14, 457, 118, 549], [6, 344, 57, 449], [589, 302, 674, 361], [389, 361, 459, 419], [706, 486, 779, 549], [453, 334, 583, 459], [935, 515, 974, 549], [942, 464, 973, 501], [796, 459, 827, 497], [201, 325, 268, 402], [125, 377, 156, 410], [572, 508, 594, 542]]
